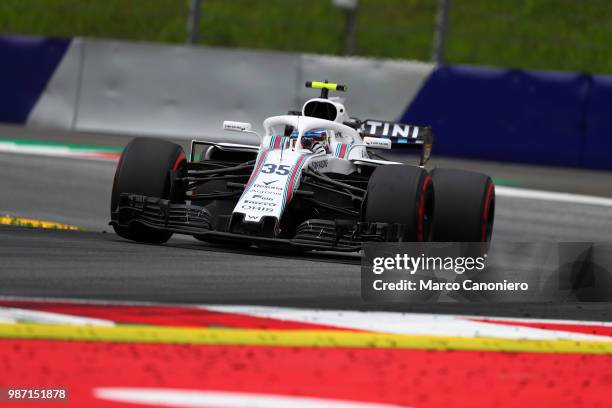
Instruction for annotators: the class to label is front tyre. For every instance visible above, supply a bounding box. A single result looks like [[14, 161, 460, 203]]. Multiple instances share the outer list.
[[111, 137, 187, 244], [363, 165, 433, 242], [431, 168, 495, 243]]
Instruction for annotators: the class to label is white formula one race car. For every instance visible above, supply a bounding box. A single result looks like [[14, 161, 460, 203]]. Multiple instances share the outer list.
[[110, 81, 495, 251]]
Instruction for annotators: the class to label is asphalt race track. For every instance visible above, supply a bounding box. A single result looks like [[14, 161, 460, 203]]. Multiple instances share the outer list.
[[1, 125, 612, 320]]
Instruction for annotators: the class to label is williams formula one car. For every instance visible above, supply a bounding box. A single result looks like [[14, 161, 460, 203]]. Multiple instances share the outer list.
[[110, 81, 495, 251]]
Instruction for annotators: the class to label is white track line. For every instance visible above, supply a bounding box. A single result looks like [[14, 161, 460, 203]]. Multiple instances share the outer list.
[[3, 295, 611, 327], [0, 306, 114, 326], [2, 297, 611, 341], [204, 305, 611, 341], [0, 142, 118, 162], [95, 388, 406, 408], [496, 186, 612, 207]]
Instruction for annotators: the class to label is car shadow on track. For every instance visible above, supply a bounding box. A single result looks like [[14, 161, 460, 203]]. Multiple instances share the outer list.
[[110, 234, 361, 266]]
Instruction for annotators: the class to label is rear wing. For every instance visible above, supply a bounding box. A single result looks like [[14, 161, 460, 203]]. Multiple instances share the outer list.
[[361, 119, 433, 165]]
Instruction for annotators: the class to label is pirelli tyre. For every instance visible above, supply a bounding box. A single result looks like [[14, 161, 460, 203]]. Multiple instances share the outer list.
[[431, 168, 495, 243], [363, 164, 433, 242], [111, 137, 187, 244]]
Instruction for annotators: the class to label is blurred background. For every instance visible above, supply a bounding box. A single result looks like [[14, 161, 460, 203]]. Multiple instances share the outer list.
[[2, 0, 611, 72]]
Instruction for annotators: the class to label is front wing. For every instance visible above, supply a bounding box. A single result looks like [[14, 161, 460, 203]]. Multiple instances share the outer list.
[[111, 194, 408, 251]]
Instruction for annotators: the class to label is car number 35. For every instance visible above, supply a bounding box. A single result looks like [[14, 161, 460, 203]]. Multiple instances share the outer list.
[[261, 164, 291, 175]]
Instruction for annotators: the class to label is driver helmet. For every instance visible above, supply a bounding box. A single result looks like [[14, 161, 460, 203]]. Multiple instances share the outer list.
[[290, 128, 328, 150]]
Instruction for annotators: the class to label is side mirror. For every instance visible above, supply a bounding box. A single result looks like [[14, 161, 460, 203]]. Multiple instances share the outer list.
[[363, 137, 392, 150], [223, 121, 253, 132]]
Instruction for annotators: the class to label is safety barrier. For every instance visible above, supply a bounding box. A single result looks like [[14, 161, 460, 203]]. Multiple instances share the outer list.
[[0, 36, 69, 124], [0, 35, 610, 169], [18, 36, 433, 145], [401, 65, 596, 168]]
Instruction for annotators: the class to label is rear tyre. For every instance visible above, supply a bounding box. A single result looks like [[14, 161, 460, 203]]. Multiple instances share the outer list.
[[431, 168, 495, 242], [363, 165, 433, 241], [111, 137, 187, 244]]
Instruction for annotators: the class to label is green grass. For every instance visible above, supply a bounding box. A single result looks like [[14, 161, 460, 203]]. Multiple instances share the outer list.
[[1, 0, 611, 74]]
